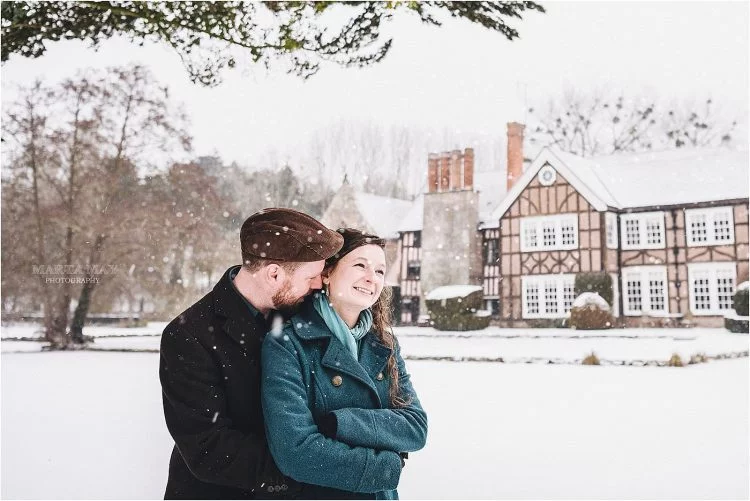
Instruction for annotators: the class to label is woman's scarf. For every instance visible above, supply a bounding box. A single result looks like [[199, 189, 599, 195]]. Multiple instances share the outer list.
[[312, 290, 373, 360]]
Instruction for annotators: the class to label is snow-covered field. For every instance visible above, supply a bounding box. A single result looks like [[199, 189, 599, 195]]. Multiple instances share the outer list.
[[1, 351, 747, 500], [1, 320, 749, 499], [2, 322, 748, 365]]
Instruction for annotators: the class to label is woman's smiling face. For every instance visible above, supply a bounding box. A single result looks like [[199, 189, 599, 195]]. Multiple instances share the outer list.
[[324, 244, 387, 311]]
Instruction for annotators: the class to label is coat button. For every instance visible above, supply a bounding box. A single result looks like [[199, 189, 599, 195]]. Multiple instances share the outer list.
[[376, 372, 384, 381], [332, 375, 343, 387]]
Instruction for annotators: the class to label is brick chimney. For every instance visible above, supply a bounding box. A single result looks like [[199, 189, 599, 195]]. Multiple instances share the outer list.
[[507, 122, 525, 191], [427, 154, 439, 193], [463, 148, 474, 189], [439, 153, 451, 192], [425, 148, 475, 193], [449, 150, 462, 190]]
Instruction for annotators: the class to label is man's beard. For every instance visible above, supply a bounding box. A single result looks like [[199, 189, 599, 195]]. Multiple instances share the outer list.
[[271, 280, 307, 318]]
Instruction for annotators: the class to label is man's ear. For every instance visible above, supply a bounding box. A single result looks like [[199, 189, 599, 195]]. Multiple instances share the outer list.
[[265, 264, 282, 284]]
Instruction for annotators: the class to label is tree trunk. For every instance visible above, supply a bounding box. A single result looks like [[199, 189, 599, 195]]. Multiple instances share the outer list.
[[70, 234, 105, 344]]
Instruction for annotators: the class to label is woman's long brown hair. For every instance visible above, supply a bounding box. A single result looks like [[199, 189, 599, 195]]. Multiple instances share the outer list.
[[326, 228, 409, 408], [371, 285, 410, 408]]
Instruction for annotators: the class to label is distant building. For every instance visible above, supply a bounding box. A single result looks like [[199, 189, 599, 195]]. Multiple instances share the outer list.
[[322, 124, 749, 327]]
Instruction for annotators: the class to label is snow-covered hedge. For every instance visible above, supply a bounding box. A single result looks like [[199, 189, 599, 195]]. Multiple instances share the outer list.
[[724, 309, 749, 334], [572, 292, 610, 311], [574, 272, 613, 307], [733, 282, 748, 316], [425, 285, 491, 331], [569, 292, 614, 330]]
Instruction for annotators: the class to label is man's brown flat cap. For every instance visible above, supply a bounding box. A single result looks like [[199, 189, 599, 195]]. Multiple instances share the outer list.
[[240, 208, 343, 262]]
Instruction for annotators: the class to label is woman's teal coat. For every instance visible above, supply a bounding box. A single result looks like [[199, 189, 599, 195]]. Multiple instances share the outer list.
[[261, 297, 428, 500]]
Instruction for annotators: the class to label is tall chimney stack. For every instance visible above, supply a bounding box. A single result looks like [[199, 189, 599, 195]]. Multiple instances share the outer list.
[[439, 153, 451, 192], [427, 154, 439, 193], [463, 148, 474, 189], [507, 122, 525, 191], [449, 150, 462, 190]]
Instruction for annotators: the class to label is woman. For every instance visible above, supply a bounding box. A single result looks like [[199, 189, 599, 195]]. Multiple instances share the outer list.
[[261, 228, 428, 500]]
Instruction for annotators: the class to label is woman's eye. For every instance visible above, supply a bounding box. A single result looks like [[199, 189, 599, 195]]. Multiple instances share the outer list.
[[354, 263, 365, 268], [376, 270, 385, 276]]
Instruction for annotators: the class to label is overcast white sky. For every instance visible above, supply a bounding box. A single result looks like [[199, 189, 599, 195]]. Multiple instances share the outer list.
[[2, 1, 748, 174]]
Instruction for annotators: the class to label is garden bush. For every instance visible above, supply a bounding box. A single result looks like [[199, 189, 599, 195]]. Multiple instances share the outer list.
[[569, 292, 614, 330], [574, 272, 614, 307], [733, 283, 748, 316], [581, 351, 600, 365], [425, 285, 491, 331], [667, 353, 684, 367], [724, 283, 749, 333]]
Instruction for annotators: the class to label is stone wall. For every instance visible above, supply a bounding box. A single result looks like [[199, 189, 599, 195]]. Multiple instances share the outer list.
[[420, 189, 482, 312]]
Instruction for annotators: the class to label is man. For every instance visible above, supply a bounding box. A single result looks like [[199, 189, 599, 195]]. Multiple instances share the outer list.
[[159, 208, 344, 499]]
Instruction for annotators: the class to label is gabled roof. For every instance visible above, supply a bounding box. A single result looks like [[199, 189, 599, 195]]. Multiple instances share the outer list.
[[352, 192, 413, 239], [398, 194, 424, 232], [490, 146, 749, 223], [489, 148, 613, 223], [474, 170, 507, 228], [577, 147, 749, 208]]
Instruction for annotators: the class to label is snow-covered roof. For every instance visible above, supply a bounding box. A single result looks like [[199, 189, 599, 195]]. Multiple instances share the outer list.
[[353, 192, 413, 239], [581, 147, 749, 209], [474, 170, 506, 228], [425, 285, 483, 301], [491, 146, 749, 221], [397, 194, 424, 233]]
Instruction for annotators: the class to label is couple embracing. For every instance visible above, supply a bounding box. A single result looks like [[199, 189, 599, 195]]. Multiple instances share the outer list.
[[159, 208, 428, 500]]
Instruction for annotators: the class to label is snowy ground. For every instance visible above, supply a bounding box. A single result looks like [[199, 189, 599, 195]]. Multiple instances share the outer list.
[[1, 351, 747, 500], [2, 322, 748, 366]]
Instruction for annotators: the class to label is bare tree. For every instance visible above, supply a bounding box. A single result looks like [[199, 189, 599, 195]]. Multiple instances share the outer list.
[[2, 65, 191, 347], [528, 88, 741, 157]]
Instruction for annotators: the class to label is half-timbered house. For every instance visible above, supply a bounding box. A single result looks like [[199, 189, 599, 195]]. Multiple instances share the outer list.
[[321, 123, 748, 327]]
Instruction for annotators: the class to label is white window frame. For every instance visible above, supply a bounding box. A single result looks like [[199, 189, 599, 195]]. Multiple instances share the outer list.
[[620, 212, 666, 250], [610, 272, 620, 317], [621, 266, 669, 316], [685, 207, 735, 247], [687, 262, 737, 316], [606, 212, 618, 249], [520, 214, 578, 252], [522, 274, 575, 319]]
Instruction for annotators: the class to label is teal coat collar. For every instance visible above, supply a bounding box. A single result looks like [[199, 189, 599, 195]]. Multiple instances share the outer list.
[[291, 298, 392, 407]]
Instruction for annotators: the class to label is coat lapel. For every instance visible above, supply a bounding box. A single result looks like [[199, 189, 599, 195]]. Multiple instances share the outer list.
[[293, 300, 390, 406], [320, 336, 379, 399], [213, 266, 267, 350], [359, 337, 391, 381]]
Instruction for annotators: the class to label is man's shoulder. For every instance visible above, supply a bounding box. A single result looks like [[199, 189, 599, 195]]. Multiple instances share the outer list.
[[163, 290, 216, 337]]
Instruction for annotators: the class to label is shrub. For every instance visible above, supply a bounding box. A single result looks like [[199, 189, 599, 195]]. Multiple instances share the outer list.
[[574, 272, 613, 307], [724, 315, 749, 334], [582, 352, 600, 365], [425, 286, 491, 331], [733, 284, 748, 316], [569, 292, 614, 330], [527, 318, 568, 328], [667, 353, 684, 367], [570, 307, 614, 330], [689, 353, 708, 365]]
